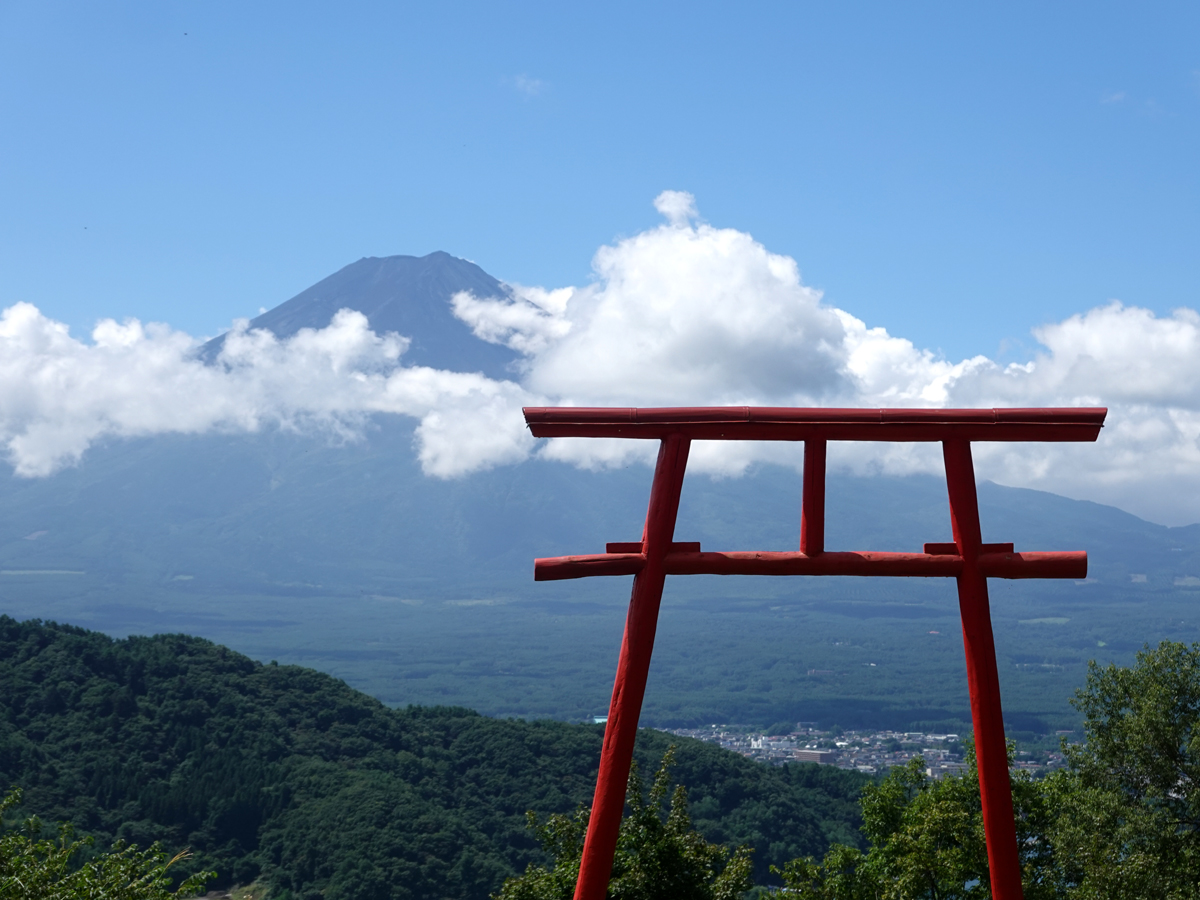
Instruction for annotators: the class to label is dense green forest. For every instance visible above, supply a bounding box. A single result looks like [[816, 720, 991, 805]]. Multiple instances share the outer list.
[[0, 617, 868, 899]]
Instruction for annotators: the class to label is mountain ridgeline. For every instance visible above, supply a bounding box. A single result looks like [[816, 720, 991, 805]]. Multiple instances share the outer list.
[[0, 617, 868, 899], [0, 251, 1198, 734], [198, 252, 519, 378]]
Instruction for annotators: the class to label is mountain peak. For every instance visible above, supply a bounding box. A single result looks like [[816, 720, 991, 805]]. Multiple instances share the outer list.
[[201, 252, 519, 378]]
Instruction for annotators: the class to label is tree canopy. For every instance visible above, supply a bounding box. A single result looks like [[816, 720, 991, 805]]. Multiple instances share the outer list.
[[777, 640, 1200, 900], [0, 616, 868, 899], [0, 788, 213, 900], [495, 748, 753, 900]]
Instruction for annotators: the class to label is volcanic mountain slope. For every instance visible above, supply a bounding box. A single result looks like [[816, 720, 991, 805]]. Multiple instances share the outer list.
[[199, 251, 518, 378], [0, 252, 1198, 732]]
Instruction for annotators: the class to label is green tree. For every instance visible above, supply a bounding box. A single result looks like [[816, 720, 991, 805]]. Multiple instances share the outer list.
[[0, 788, 213, 900], [777, 641, 1200, 900], [494, 748, 754, 900], [773, 743, 1054, 900], [1044, 640, 1200, 899]]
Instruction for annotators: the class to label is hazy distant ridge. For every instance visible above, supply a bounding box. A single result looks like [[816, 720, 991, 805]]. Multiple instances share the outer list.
[[1, 252, 1198, 733]]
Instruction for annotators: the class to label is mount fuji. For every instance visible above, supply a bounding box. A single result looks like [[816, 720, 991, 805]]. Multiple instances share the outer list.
[[1, 252, 1197, 734]]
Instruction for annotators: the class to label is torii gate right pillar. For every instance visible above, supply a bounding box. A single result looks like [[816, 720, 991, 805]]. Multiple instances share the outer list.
[[944, 439, 1022, 899]]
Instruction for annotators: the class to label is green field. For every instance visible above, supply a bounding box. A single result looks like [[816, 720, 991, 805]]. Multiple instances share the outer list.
[[4, 563, 1197, 736]]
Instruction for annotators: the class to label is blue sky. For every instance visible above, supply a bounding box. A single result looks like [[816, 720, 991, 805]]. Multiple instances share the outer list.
[[2, 1, 1197, 362]]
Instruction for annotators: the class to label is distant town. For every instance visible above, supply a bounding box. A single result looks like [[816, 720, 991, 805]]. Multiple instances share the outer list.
[[658, 724, 1071, 778]]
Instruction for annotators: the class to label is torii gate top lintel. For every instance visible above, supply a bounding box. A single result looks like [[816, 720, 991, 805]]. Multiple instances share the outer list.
[[524, 405, 1107, 442], [524, 405, 1107, 900]]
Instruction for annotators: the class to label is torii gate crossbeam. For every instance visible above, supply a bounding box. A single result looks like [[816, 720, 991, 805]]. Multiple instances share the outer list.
[[524, 406, 1107, 900]]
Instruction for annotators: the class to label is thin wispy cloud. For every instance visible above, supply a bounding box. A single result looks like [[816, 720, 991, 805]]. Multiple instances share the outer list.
[[1101, 90, 1127, 104], [513, 74, 545, 97]]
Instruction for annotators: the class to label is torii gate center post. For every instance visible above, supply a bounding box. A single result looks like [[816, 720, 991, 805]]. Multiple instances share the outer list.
[[523, 406, 1108, 900]]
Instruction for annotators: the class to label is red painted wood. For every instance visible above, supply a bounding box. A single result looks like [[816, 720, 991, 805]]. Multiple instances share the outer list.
[[926, 542, 1014, 555], [536, 553, 646, 580], [529, 421, 1103, 442], [524, 406, 1108, 427], [943, 439, 1024, 900], [605, 541, 701, 554], [523, 406, 1105, 900], [534, 549, 1087, 581], [524, 406, 1107, 442], [574, 434, 691, 900], [800, 440, 826, 555]]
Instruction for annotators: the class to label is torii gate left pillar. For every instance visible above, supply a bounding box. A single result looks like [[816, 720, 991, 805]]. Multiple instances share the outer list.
[[524, 406, 1107, 900]]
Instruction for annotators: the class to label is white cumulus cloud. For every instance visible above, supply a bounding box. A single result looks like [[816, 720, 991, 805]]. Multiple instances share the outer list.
[[0, 303, 537, 479], [449, 191, 1200, 525], [451, 285, 573, 356], [3, 190, 1200, 525]]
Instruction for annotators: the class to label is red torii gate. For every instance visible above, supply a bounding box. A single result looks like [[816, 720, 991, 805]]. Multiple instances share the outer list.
[[523, 406, 1108, 900]]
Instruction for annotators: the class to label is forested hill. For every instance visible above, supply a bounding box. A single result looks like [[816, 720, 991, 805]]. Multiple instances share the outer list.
[[0, 617, 868, 899]]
